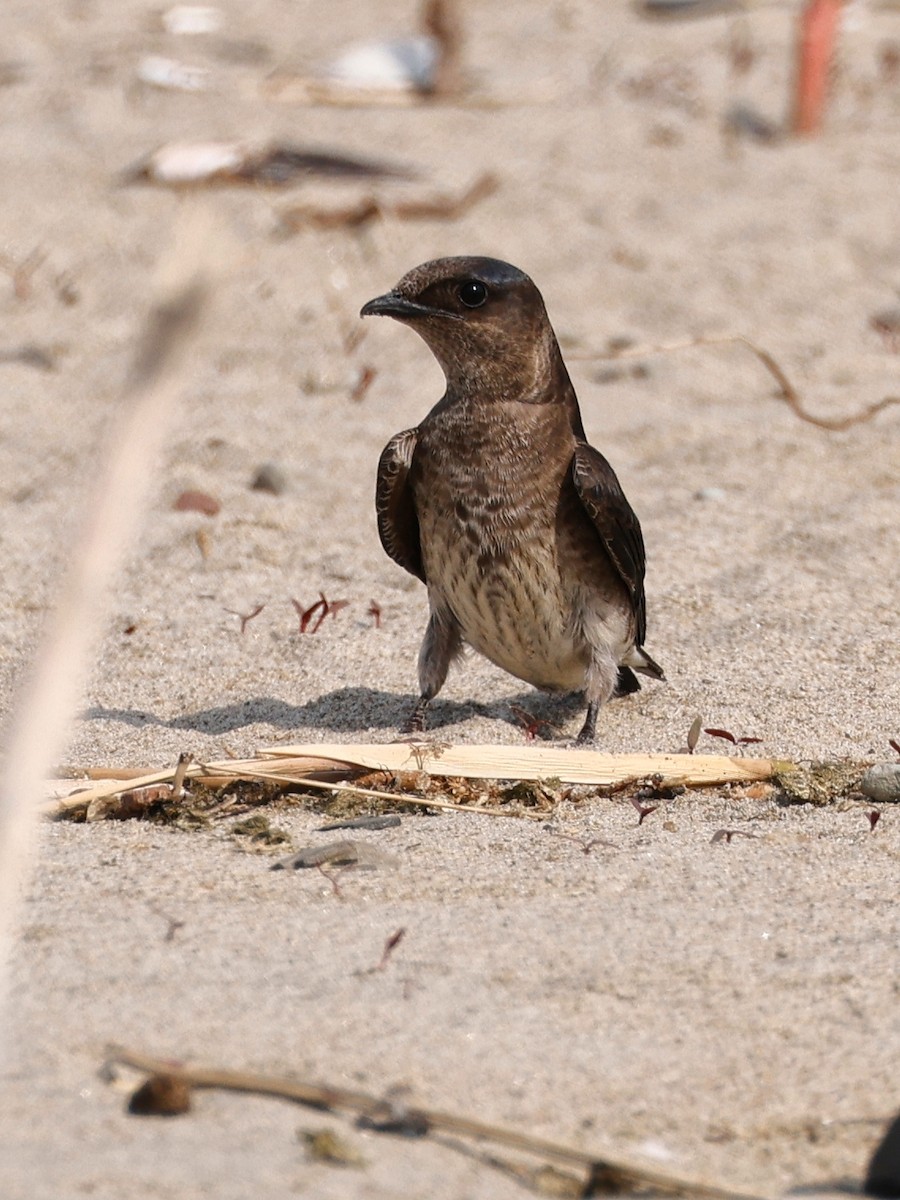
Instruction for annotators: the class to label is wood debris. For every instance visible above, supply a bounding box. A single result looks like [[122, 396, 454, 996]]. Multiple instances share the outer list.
[[107, 1045, 772, 1200], [278, 172, 497, 233], [124, 141, 416, 188], [50, 742, 798, 825], [572, 334, 900, 431]]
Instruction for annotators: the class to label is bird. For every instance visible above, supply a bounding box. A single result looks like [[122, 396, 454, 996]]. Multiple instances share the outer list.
[[360, 256, 664, 744]]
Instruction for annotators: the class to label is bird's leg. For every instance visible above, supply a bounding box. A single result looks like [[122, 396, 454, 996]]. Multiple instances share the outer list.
[[401, 696, 431, 734], [400, 607, 462, 735], [575, 699, 599, 746]]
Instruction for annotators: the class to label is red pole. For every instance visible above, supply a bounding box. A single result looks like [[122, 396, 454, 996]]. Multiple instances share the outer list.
[[792, 0, 843, 135]]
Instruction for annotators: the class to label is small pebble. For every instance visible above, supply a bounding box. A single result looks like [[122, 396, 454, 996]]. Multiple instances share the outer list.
[[128, 1073, 191, 1116], [859, 764, 900, 804], [693, 487, 725, 502], [173, 489, 220, 516], [723, 102, 780, 144], [250, 461, 288, 495]]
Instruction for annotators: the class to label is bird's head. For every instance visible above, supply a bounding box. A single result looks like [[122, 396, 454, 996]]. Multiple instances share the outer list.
[[360, 256, 565, 402]]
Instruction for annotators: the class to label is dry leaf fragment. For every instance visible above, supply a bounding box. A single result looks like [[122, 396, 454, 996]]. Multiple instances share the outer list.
[[686, 715, 703, 754]]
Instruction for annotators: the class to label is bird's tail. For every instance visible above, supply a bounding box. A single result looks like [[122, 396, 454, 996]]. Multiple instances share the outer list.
[[623, 644, 666, 682]]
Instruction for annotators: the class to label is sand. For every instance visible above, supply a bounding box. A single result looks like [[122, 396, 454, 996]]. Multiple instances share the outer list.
[[1, 1, 898, 1196]]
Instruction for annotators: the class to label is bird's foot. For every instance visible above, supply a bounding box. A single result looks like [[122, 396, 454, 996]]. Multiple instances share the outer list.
[[399, 696, 430, 736], [574, 700, 599, 746]]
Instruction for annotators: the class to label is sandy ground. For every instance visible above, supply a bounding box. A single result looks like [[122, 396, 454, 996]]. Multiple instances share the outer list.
[[1, 1, 899, 1197]]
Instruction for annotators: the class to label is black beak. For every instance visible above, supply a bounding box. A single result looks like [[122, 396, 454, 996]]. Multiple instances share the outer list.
[[360, 291, 435, 320]]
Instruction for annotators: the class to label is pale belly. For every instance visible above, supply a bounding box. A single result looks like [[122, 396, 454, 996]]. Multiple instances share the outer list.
[[411, 404, 634, 695], [422, 530, 592, 692]]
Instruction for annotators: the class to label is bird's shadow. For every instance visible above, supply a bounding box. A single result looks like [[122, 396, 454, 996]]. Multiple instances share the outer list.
[[85, 686, 585, 738]]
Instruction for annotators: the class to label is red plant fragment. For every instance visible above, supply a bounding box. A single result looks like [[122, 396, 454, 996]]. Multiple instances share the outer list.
[[292, 593, 349, 633], [705, 727, 737, 745], [889, 738, 900, 758], [173, 489, 220, 517], [350, 365, 377, 402], [711, 829, 759, 844], [368, 599, 382, 629], [508, 704, 557, 741], [225, 603, 265, 633], [630, 795, 658, 825], [293, 595, 325, 633], [376, 927, 406, 971], [867, 810, 881, 832], [704, 727, 762, 747]]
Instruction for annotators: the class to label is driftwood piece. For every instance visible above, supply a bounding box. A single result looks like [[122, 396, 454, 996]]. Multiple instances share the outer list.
[[106, 1045, 772, 1200], [573, 334, 900, 431], [49, 743, 787, 823]]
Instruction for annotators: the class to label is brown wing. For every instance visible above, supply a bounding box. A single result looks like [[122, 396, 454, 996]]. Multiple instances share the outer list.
[[375, 427, 425, 583], [571, 441, 648, 645]]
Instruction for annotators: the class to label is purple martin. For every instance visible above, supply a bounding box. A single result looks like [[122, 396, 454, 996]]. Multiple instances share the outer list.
[[361, 256, 664, 744]]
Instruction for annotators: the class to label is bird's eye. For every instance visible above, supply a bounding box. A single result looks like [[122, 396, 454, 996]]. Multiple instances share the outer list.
[[457, 280, 488, 309]]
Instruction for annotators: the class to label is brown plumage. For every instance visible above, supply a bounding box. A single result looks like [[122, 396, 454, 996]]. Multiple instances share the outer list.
[[361, 256, 663, 743]]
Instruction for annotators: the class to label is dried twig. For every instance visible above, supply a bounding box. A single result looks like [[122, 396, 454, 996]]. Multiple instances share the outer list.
[[50, 744, 786, 823], [572, 334, 900, 431], [711, 829, 760, 844], [105, 1045, 771, 1200], [278, 173, 497, 233], [0, 212, 209, 1022]]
